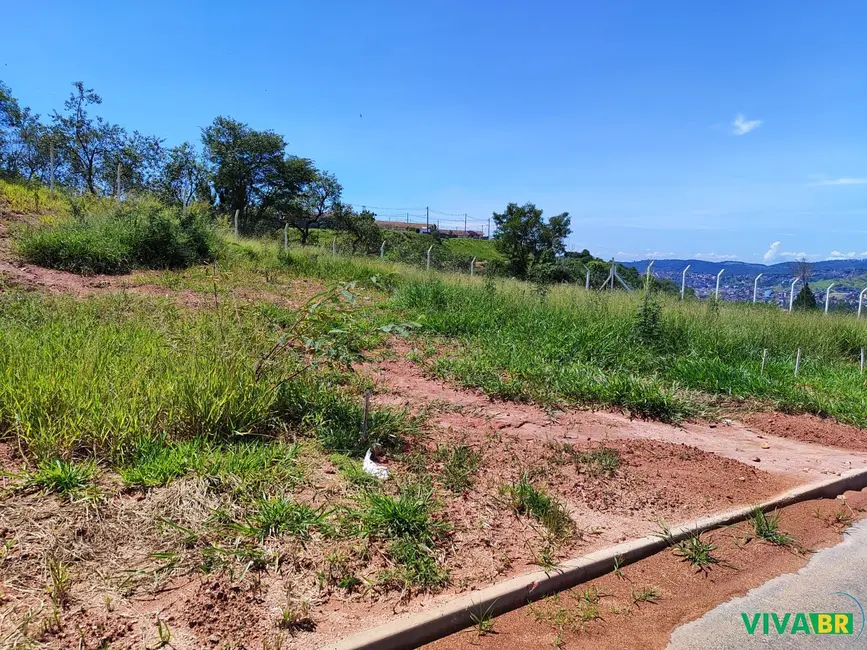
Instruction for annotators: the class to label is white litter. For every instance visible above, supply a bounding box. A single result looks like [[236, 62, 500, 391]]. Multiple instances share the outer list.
[[362, 448, 389, 479]]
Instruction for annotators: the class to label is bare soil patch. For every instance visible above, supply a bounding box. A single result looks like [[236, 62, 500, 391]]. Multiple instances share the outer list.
[[427, 488, 867, 650], [742, 412, 867, 452], [364, 347, 867, 479]]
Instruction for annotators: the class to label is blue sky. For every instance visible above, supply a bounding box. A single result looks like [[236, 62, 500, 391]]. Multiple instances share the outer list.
[[3, 1, 866, 262]]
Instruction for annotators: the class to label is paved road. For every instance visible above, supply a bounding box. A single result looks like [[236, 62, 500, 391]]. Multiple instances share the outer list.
[[668, 520, 867, 649]]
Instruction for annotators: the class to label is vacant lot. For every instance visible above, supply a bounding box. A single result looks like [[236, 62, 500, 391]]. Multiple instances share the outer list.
[[2, 191, 867, 649]]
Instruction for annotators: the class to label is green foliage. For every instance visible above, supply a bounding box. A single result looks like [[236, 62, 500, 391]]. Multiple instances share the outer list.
[[242, 496, 330, 540], [492, 202, 571, 278], [434, 444, 482, 492], [392, 277, 867, 425], [17, 197, 216, 274], [793, 283, 819, 311], [28, 458, 96, 500], [574, 447, 621, 476], [673, 534, 720, 570], [749, 508, 794, 546], [359, 483, 451, 589], [503, 474, 575, 540]]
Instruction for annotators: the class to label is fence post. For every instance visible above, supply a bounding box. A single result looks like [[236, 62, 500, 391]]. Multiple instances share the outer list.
[[681, 264, 690, 300], [859, 287, 867, 318], [332, 237, 337, 257], [283, 223, 288, 251], [645, 260, 655, 291], [789, 278, 799, 312], [761, 348, 768, 376], [380, 241, 386, 260], [234, 210, 239, 238], [361, 389, 371, 445], [426, 245, 433, 271], [470, 256, 476, 276], [753, 273, 763, 303], [794, 348, 802, 376], [49, 139, 55, 199], [824, 283, 834, 314], [715, 269, 724, 301]]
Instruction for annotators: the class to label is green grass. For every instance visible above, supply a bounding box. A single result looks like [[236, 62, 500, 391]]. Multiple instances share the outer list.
[[0, 290, 411, 463], [574, 447, 621, 476], [391, 278, 867, 425], [502, 474, 575, 541], [749, 508, 795, 546], [673, 534, 720, 570], [434, 443, 482, 491], [443, 237, 503, 262], [631, 585, 661, 605], [242, 496, 330, 540], [16, 196, 216, 274], [28, 458, 96, 500], [359, 483, 451, 589]]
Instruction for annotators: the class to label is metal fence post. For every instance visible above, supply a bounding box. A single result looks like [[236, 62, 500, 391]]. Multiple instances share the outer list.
[[761, 348, 768, 376], [470, 256, 476, 276], [859, 287, 867, 318], [283, 223, 288, 251], [234, 210, 239, 238], [789, 279, 799, 312], [715, 269, 724, 301], [426, 245, 433, 271], [681, 265, 690, 300], [794, 348, 802, 376], [825, 283, 835, 314], [753, 273, 763, 303]]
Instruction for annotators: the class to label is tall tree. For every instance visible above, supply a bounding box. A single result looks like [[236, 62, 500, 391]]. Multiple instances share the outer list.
[[158, 141, 210, 207], [201, 116, 289, 228], [492, 202, 571, 277], [52, 82, 125, 194], [0, 81, 52, 182], [793, 283, 818, 311], [330, 202, 381, 252], [283, 170, 342, 244]]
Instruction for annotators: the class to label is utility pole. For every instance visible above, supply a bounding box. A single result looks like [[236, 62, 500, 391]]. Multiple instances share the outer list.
[[426, 206, 429, 230], [406, 212, 409, 224], [464, 213, 467, 234], [487, 217, 491, 239]]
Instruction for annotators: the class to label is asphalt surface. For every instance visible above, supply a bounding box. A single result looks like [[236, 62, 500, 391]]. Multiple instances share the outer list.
[[668, 519, 867, 649]]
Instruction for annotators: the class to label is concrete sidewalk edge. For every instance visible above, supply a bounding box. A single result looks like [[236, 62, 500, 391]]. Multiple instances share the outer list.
[[325, 467, 867, 650]]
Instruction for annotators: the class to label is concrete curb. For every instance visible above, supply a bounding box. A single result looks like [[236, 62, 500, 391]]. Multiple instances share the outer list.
[[326, 467, 867, 650]]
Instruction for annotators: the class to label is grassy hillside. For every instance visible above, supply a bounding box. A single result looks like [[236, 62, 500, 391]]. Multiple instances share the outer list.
[[443, 236, 503, 261]]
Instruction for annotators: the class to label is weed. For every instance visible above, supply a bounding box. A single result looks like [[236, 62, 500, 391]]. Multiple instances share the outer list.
[[612, 554, 625, 578], [631, 585, 661, 605], [47, 557, 71, 608], [673, 534, 720, 571], [329, 453, 378, 488], [243, 496, 330, 541], [434, 444, 481, 492], [151, 618, 172, 649], [469, 602, 497, 637], [574, 447, 621, 476], [503, 474, 575, 541], [28, 459, 96, 500], [749, 508, 794, 546], [277, 599, 316, 632]]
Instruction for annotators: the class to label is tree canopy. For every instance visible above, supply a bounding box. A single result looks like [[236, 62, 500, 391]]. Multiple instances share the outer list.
[[492, 202, 571, 277]]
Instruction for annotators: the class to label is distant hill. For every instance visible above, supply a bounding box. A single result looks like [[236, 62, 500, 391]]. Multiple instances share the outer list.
[[623, 258, 867, 277]]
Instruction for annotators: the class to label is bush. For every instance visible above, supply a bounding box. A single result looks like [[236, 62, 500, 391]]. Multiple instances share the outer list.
[[17, 197, 216, 274]]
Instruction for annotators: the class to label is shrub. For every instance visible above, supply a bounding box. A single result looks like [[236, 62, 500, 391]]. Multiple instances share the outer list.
[[17, 197, 216, 274]]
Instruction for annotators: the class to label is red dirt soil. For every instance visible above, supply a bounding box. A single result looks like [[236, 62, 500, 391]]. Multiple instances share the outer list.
[[427, 488, 867, 650], [364, 350, 867, 479], [743, 412, 867, 453]]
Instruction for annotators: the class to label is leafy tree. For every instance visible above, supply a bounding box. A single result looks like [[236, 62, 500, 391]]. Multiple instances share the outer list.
[[0, 81, 52, 182], [792, 283, 818, 311], [492, 202, 571, 277], [202, 116, 310, 230], [157, 142, 210, 207], [331, 203, 381, 252], [103, 130, 165, 196], [51, 82, 125, 194], [791, 259, 814, 283], [279, 168, 339, 244]]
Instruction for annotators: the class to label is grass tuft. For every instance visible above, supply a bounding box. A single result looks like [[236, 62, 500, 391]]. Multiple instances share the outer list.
[[502, 474, 575, 541], [28, 459, 96, 500], [749, 508, 794, 547], [673, 534, 720, 570]]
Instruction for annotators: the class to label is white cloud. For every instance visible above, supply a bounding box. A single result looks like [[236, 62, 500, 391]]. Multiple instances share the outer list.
[[810, 177, 867, 186], [777, 251, 821, 261], [763, 241, 781, 262], [693, 252, 738, 261], [829, 250, 856, 260], [732, 113, 762, 135]]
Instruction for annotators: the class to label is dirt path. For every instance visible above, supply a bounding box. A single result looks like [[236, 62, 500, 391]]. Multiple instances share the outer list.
[[365, 354, 867, 480]]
